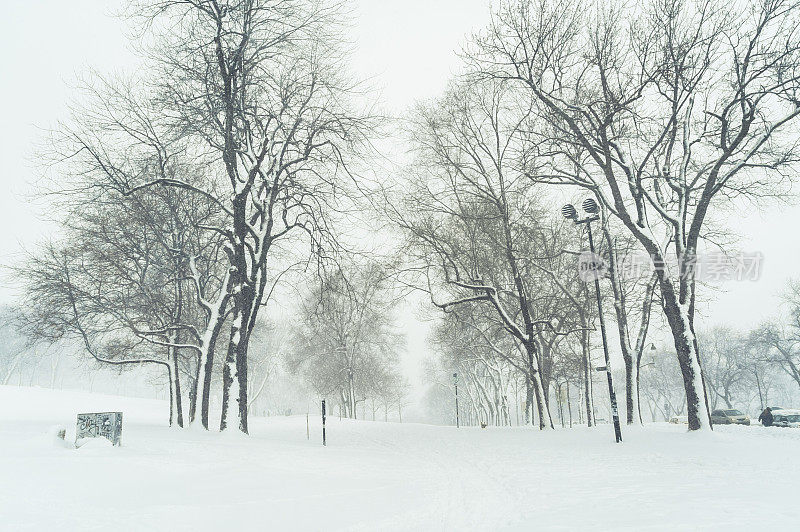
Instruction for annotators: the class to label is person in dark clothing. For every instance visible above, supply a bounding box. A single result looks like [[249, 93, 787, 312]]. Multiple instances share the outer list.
[[758, 407, 774, 427]]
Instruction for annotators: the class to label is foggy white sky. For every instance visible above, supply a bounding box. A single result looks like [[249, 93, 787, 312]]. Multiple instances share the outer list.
[[1, 0, 798, 391]]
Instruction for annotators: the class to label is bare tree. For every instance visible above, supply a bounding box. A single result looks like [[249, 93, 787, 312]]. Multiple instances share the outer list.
[[16, 183, 223, 427], [698, 326, 747, 409], [246, 319, 290, 414], [0, 307, 32, 386], [640, 347, 687, 421], [288, 261, 405, 418], [604, 234, 659, 424], [742, 334, 779, 411], [750, 280, 800, 393]]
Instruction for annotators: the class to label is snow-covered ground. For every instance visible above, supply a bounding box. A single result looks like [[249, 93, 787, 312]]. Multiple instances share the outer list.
[[1, 385, 799, 531]]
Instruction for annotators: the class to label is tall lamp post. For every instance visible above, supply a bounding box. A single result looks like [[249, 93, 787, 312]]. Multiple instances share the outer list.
[[453, 372, 460, 428], [562, 198, 623, 443]]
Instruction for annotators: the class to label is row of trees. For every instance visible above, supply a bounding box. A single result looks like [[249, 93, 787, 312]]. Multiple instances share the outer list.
[[396, 0, 800, 431], [388, 65, 659, 430], [422, 305, 800, 428], [700, 282, 800, 413]]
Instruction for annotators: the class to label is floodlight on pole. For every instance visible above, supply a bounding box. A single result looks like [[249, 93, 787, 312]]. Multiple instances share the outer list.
[[561, 199, 623, 444]]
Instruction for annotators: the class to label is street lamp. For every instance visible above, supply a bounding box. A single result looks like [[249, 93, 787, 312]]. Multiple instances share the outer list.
[[562, 198, 623, 443], [453, 372, 460, 428]]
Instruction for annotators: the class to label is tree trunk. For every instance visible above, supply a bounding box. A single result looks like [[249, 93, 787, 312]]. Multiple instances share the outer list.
[[220, 303, 250, 434], [661, 287, 712, 430], [582, 331, 594, 427], [754, 372, 764, 410], [532, 370, 552, 430], [168, 362, 176, 427], [190, 305, 226, 429], [172, 346, 184, 428], [539, 341, 554, 407], [219, 184, 259, 434], [347, 367, 356, 420], [566, 380, 573, 428], [167, 363, 184, 428], [524, 379, 534, 425], [635, 362, 643, 424], [623, 351, 641, 425], [603, 231, 655, 426], [49, 351, 61, 389], [722, 391, 732, 409], [525, 341, 554, 429]]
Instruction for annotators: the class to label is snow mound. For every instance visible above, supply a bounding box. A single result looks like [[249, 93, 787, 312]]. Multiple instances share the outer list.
[[45, 424, 72, 449], [75, 437, 115, 450]]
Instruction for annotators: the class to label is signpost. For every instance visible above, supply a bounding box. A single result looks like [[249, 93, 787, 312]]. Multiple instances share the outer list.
[[76, 412, 123, 446], [321, 400, 327, 446], [453, 372, 460, 428]]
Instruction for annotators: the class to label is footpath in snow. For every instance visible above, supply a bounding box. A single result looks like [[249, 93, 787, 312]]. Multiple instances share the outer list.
[[1, 385, 799, 531]]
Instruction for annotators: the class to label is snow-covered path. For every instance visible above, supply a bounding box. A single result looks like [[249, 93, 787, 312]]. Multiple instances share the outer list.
[[1, 386, 799, 531]]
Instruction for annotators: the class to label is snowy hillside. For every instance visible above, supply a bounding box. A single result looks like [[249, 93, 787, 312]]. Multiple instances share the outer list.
[[1, 385, 799, 531]]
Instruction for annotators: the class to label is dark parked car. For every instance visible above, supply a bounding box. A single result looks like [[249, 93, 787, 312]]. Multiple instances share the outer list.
[[710, 409, 751, 425], [772, 410, 800, 428]]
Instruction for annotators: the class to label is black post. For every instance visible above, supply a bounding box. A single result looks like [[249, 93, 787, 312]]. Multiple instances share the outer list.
[[586, 223, 623, 443], [527, 350, 536, 427], [453, 372, 460, 428], [321, 399, 327, 446]]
